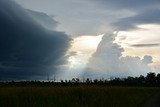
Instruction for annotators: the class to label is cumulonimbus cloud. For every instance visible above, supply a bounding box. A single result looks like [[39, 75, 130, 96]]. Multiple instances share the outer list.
[[85, 33, 153, 79]]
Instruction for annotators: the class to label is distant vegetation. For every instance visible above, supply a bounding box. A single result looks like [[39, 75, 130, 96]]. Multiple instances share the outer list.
[[0, 72, 160, 87]]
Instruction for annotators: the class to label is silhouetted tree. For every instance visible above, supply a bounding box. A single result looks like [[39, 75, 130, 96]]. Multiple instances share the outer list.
[[61, 80, 64, 83], [93, 79, 98, 83], [156, 73, 160, 84], [75, 78, 80, 83], [65, 80, 68, 83], [86, 78, 92, 83], [138, 75, 145, 84], [71, 78, 76, 83], [146, 72, 156, 85]]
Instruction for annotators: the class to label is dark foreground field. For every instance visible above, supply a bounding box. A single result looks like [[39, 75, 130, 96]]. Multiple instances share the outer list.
[[0, 85, 159, 107]]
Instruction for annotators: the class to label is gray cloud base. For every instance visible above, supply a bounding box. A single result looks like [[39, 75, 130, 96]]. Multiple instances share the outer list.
[[113, 9, 160, 31]]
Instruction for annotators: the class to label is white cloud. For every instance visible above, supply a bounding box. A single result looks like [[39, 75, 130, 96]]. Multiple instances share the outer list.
[[85, 32, 153, 78]]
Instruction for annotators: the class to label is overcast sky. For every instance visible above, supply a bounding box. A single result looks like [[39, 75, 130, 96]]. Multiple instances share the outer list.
[[0, 0, 160, 80]]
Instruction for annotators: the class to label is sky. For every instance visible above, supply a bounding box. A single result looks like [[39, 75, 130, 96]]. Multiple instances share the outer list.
[[0, 0, 160, 80]]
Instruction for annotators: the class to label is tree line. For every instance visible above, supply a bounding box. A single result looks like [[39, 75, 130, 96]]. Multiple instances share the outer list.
[[0, 72, 160, 87]]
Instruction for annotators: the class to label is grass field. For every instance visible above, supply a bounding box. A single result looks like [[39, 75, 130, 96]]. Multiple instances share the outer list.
[[0, 85, 159, 107]]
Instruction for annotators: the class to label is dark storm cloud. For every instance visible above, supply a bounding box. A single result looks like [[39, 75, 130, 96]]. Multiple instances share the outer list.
[[113, 9, 160, 30], [0, 0, 70, 80]]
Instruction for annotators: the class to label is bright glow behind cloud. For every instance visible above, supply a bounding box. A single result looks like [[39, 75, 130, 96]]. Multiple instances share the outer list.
[[57, 34, 103, 80], [68, 34, 103, 69], [115, 24, 160, 66]]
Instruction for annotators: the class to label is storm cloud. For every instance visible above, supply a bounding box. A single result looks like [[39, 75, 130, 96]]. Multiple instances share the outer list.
[[0, 0, 70, 80], [2, 0, 160, 79]]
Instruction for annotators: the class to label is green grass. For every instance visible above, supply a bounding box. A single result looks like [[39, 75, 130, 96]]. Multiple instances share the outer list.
[[0, 86, 159, 107]]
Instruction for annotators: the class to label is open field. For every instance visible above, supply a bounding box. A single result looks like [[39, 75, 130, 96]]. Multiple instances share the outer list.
[[0, 85, 159, 107]]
